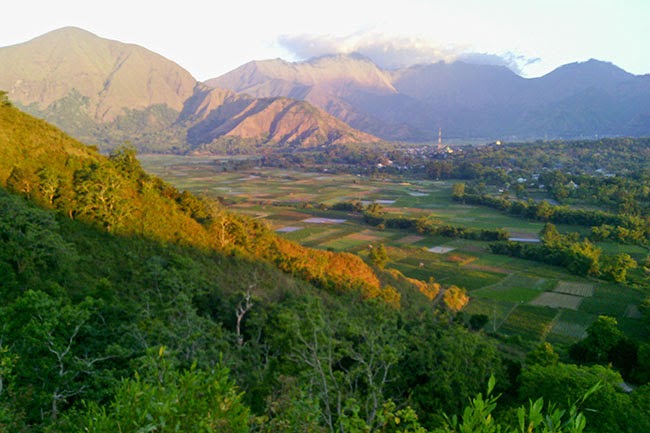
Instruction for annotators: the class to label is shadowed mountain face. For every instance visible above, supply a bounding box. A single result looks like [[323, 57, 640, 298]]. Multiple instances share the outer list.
[[209, 56, 650, 142]]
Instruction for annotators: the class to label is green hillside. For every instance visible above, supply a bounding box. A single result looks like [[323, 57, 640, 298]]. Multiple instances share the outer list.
[[1, 98, 649, 432]]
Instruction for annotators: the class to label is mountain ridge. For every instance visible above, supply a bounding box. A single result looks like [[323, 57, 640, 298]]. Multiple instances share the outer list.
[[0, 27, 379, 151], [1, 27, 649, 149], [210, 55, 650, 141]]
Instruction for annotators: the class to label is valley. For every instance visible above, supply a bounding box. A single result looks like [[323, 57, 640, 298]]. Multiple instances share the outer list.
[[140, 155, 649, 347]]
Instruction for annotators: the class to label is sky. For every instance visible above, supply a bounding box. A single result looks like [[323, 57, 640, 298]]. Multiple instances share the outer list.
[[2, 0, 649, 80]]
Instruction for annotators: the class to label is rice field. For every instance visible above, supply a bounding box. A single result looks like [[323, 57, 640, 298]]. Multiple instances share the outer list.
[[530, 292, 583, 310], [553, 281, 594, 297]]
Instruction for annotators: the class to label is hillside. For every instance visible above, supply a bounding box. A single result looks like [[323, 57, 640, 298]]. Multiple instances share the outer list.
[[183, 87, 380, 151], [0, 96, 391, 298]]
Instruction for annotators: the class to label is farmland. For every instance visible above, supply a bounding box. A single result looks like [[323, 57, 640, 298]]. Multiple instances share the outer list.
[[140, 154, 648, 350]]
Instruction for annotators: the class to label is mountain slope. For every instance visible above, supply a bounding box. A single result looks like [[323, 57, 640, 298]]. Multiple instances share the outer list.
[[0, 27, 198, 150], [207, 54, 396, 96], [0, 27, 196, 120], [183, 86, 380, 150], [206, 54, 419, 141]]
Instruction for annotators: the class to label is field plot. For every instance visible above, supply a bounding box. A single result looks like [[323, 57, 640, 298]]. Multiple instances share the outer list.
[[303, 217, 347, 224], [464, 298, 517, 332], [625, 304, 642, 319], [498, 305, 558, 341], [530, 292, 583, 310], [428, 246, 455, 254], [276, 226, 302, 233], [578, 284, 644, 317], [319, 230, 391, 251], [546, 309, 595, 343], [550, 321, 588, 340], [553, 281, 594, 297], [396, 235, 424, 244], [472, 274, 547, 303]]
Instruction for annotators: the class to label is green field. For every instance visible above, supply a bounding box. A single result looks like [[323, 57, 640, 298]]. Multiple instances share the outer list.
[[139, 155, 648, 347]]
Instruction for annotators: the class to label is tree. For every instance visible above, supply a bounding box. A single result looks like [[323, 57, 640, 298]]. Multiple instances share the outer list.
[[255, 376, 325, 433], [74, 162, 132, 231], [570, 316, 623, 365], [526, 342, 559, 367], [77, 347, 250, 433], [108, 145, 143, 179], [518, 363, 632, 433], [443, 286, 469, 312], [535, 200, 555, 220], [395, 321, 504, 428], [469, 314, 489, 331], [0, 90, 11, 107], [600, 253, 637, 282], [0, 190, 76, 287], [369, 243, 389, 269], [0, 290, 103, 423], [274, 297, 403, 433], [540, 223, 563, 247], [365, 202, 385, 216], [451, 183, 466, 200], [434, 375, 595, 433]]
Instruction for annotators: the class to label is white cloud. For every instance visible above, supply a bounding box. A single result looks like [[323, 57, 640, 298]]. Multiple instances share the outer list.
[[278, 32, 539, 75]]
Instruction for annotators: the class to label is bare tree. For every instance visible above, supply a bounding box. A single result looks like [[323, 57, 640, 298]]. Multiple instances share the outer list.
[[235, 291, 254, 347]]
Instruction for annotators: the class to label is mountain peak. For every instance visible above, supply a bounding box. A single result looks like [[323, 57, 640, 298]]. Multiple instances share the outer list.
[[0, 26, 196, 123], [543, 58, 633, 81]]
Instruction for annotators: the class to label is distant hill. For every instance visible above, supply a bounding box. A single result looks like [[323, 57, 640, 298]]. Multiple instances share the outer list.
[[181, 85, 379, 152], [0, 28, 378, 151], [210, 55, 650, 141]]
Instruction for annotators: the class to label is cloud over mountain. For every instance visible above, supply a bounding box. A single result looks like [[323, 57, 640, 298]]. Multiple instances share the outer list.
[[278, 32, 537, 74]]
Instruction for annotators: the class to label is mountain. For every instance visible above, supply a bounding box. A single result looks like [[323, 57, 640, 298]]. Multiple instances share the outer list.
[[210, 56, 650, 141], [2, 27, 649, 147], [207, 54, 421, 141], [208, 54, 396, 97], [0, 27, 197, 150], [0, 28, 378, 152], [181, 85, 379, 151]]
